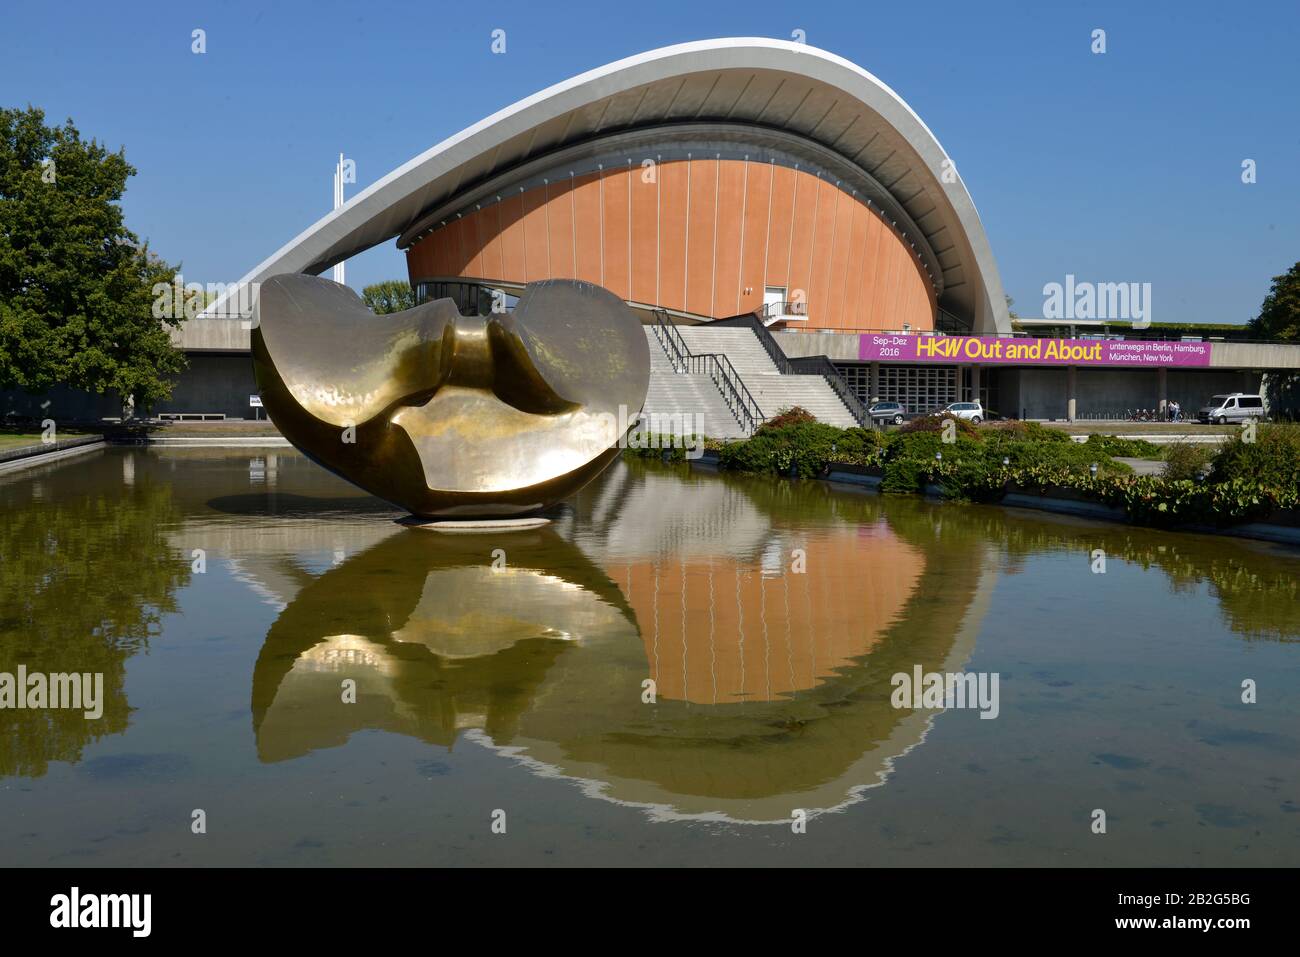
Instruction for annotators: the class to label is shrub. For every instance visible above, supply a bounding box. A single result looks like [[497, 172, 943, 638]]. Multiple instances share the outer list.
[[717, 422, 882, 477], [1161, 442, 1212, 481], [1210, 424, 1300, 493], [880, 457, 929, 493], [931, 457, 1008, 501], [761, 406, 817, 430], [899, 414, 981, 440], [703, 409, 1298, 529], [883, 429, 981, 461], [994, 440, 1131, 475], [983, 420, 1072, 444], [621, 432, 705, 461]]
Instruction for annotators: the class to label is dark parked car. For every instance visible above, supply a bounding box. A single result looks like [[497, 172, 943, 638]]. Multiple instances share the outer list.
[[868, 401, 907, 425]]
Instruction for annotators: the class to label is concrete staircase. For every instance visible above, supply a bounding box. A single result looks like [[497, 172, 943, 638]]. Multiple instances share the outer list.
[[640, 328, 750, 439], [676, 326, 859, 429]]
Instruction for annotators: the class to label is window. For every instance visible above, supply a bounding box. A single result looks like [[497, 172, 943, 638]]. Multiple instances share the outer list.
[[415, 281, 516, 315], [835, 364, 957, 412]]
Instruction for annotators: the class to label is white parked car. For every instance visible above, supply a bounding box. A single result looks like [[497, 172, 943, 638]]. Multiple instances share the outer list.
[[940, 401, 985, 424]]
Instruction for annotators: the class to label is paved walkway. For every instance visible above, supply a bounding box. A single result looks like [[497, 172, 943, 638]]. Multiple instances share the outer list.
[[1115, 457, 1166, 476]]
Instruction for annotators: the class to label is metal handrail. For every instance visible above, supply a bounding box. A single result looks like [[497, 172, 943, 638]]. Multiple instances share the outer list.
[[936, 307, 972, 334], [650, 308, 690, 373], [688, 353, 764, 435], [710, 313, 796, 373], [707, 313, 870, 428], [788, 354, 872, 427], [759, 300, 810, 321], [651, 309, 764, 434]]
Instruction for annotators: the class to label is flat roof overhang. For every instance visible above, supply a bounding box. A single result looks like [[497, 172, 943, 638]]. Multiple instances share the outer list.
[[209, 38, 1011, 334]]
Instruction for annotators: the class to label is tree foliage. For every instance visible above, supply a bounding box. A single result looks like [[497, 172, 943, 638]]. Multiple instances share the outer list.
[[0, 457, 189, 777], [0, 106, 184, 417], [362, 279, 415, 314], [1248, 261, 1300, 341]]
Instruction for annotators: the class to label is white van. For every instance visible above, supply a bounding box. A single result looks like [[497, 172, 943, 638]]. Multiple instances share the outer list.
[[1197, 393, 1266, 424]]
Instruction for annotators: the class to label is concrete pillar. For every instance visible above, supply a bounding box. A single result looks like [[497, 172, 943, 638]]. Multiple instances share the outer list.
[[970, 364, 981, 405], [1157, 367, 1168, 416], [868, 361, 879, 403], [1066, 365, 1077, 422]]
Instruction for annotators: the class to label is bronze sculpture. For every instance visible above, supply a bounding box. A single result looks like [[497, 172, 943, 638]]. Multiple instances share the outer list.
[[250, 275, 649, 518]]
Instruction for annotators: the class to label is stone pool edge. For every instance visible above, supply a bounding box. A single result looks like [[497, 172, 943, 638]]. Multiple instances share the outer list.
[[0, 436, 107, 475]]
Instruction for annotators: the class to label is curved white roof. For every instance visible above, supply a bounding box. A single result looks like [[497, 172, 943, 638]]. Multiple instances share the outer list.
[[217, 38, 1009, 333]]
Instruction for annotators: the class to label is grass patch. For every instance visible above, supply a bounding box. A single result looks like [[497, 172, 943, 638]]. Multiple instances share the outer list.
[[1083, 433, 1164, 459], [0, 428, 90, 451]]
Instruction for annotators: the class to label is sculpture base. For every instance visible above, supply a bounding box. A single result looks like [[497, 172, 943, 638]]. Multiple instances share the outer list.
[[398, 516, 552, 534]]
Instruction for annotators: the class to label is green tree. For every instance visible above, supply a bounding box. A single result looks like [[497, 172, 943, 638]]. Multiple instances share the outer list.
[[1249, 262, 1300, 419], [0, 106, 185, 419], [362, 279, 415, 314], [1248, 261, 1300, 341]]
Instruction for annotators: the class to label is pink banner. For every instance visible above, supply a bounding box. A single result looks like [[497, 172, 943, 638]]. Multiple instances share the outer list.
[[857, 334, 1213, 367]]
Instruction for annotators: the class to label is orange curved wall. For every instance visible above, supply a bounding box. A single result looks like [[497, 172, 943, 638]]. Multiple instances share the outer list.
[[405, 158, 936, 332]]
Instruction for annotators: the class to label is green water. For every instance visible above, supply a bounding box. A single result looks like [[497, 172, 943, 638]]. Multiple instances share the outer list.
[[1, 447, 1297, 865]]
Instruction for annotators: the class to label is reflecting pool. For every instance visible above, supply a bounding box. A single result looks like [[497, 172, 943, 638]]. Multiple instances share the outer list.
[[1, 448, 1298, 865]]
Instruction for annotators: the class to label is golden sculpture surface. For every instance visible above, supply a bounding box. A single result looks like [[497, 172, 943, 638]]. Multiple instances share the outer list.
[[251, 276, 649, 517]]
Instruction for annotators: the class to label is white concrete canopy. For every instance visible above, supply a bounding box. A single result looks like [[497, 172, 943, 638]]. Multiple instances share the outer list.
[[212, 37, 1010, 334]]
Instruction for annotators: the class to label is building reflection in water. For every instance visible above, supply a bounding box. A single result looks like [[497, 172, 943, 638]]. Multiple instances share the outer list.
[[249, 459, 996, 822], [6, 448, 1295, 812], [618, 528, 923, 704]]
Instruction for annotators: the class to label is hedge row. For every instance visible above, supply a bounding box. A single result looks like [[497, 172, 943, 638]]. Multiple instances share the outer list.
[[694, 417, 1300, 530]]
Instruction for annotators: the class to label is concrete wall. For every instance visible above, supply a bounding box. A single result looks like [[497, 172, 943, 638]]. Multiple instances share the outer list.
[[154, 354, 259, 419], [1007, 367, 1261, 420], [1, 354, 260, 423], [0, 382, 121, 423], [1209, 341, 1300, 370], [773, 330, 861, 360], [172, 318, 251, 352]]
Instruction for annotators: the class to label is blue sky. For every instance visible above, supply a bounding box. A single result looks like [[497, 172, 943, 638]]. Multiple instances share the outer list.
[[3, 0, 1296, 324]]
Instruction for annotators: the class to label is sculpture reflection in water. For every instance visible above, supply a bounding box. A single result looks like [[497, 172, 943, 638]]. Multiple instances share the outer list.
[[252, 528, 639, 755], [250, 275, 649, 518], [251, 488, 993, 823]]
